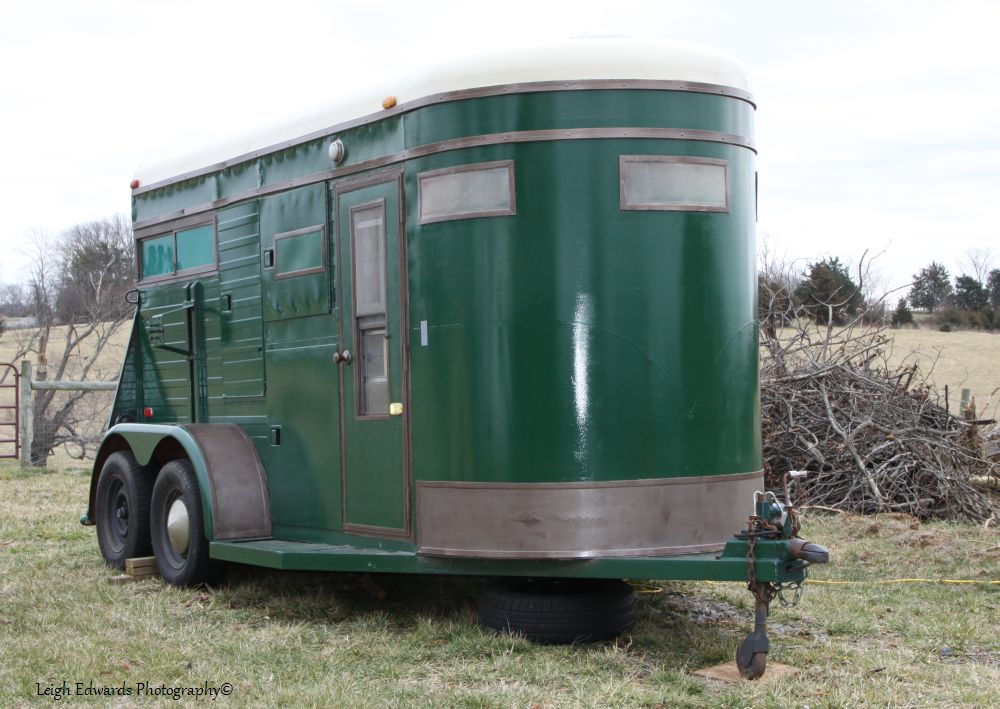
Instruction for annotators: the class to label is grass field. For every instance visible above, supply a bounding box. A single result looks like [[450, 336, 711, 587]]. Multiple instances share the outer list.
[[1, 463, 997, 708], [885, 328, 1000, 418]]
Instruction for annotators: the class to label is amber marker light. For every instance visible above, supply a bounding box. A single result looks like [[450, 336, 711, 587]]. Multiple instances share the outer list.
[[130, 179, 140, 190], [382, 95, 397, 109], [143, 407, 154, 418]]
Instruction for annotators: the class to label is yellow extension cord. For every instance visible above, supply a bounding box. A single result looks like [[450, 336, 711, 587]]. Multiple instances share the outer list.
[[687, 578, 1000, 588], [804, 578, 999, 586]]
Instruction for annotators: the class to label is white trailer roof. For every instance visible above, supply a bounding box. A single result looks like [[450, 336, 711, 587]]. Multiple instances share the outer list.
[[134, 38, 751, 188]]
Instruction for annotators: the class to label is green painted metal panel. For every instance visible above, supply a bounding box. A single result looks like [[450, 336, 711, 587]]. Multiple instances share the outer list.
[[262, 329, 342, 531], [260, 184, 331, 321], [403, 90, 753, 151], [275, 229, 323, 274], [259, 186, 342, 532], [108, 310, 142, 425], [216, 161, 260, 197], [217, 201, 266, 401], [337, 179, 407, 532], [134, 174, 216, 223], [210, 537, 806, 584], [406, 139, 758, 484]]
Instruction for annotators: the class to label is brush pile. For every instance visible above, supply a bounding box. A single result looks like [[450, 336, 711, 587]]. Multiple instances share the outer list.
[[760, 323, 998, 522]]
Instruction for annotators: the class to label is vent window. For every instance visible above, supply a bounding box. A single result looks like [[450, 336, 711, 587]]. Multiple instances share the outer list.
[[620, 156, 729, 212], [418, 160, 515, 224]]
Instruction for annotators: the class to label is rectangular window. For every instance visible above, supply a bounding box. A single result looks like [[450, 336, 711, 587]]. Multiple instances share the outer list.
[[275, 226, 325, 278], [360, 328, 389, 415], [139, 221, 216, 281], [140, 235, 174, 279], [175, 225, 215, 271], [418, 160, 515, 224], [350, 201, 390, 416], [620, 156, 729, 212], [351, 206, 386, 317]]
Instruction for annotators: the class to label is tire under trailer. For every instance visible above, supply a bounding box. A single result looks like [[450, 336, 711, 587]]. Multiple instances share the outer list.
[[94, 450, 153, 569], [478, 578, 636, 644], [149, 458, 222, 587]]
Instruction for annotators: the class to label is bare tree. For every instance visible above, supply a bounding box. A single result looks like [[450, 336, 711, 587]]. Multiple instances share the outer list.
[[757, 233, 800, 340], [960, 247, 994, 285], [857, 260, 890, 323], [0, 283, 32, 317], [11, 216, 135, 465]]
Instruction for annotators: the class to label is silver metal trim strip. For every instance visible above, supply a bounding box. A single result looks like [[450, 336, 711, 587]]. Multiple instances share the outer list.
[[133, 127, 756, 232], [415, 470, 764, 560], [133, 79, 755, 195], [417, 542, 728, 560], [416, 469, 763, 490]]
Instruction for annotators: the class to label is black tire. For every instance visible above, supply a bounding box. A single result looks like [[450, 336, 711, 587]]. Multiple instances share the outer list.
[[150, 459, 221, 586], [95, 450, 153, 569], [478, 578, 636, 644]]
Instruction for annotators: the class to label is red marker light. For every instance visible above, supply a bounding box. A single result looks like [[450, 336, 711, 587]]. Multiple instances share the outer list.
[[143, 407, 154, 418], [130, 179, 141, 190]]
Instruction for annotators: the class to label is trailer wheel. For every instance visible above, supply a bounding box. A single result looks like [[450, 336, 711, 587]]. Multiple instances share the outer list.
[[95, 451, 153, 569], [150, 459, 220, 586], [478, 578, 636, 644]]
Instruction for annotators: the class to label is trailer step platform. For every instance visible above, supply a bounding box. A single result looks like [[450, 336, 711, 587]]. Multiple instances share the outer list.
[[210, 538, 806, 583]]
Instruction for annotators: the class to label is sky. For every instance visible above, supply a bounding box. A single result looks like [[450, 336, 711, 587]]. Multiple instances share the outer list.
[[1, 0, 997, 294]]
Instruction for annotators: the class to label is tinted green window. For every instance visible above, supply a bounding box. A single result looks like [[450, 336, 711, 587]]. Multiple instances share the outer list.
[[139, 222, 216, 281], [141, 235, 174, 278], [175, 225, 215, 271], [275, 228, 324, 276]]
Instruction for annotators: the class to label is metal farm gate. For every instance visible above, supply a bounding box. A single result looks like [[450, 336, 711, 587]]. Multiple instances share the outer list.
[[0, 362, 19, 459]]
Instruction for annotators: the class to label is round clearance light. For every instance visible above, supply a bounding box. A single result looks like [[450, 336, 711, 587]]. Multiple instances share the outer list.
[[382, 95, 397, 109], [328, 139, 345, 164], [130, 178, 140, 190]]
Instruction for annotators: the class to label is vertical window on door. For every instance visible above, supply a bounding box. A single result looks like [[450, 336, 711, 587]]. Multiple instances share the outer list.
[[350, 202, 390, 416]]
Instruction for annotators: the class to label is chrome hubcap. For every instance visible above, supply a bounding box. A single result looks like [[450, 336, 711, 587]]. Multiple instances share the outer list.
[[166, 498, 189, 556]]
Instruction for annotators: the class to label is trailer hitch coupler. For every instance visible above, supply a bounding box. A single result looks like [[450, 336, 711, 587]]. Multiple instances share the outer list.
[[788, 538, 830, 564]]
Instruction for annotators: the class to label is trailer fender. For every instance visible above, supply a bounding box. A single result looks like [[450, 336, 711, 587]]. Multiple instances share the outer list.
[[84, 423, 271, 543]]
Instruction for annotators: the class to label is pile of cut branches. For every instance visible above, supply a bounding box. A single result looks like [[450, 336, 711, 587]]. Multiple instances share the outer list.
[[760, 322, 997, 522]]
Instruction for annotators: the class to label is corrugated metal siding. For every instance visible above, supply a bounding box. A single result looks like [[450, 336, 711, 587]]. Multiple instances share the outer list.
[[218, 201, 266, 402]]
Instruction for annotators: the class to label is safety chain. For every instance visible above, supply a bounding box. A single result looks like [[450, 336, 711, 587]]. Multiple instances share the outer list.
[[745, 514, 781, 604], [777, 579, 804, 607], [745, 514, 759, 592]]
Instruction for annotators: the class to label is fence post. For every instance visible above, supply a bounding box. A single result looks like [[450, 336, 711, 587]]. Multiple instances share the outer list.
[[19, 360, 32, 467]]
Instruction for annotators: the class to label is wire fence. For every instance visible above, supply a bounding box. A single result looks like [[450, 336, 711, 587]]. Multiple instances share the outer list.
[[14, 361, 118, 470], [30, 388, 116, 468]]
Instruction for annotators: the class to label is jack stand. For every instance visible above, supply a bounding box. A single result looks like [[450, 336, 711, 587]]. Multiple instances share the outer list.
[[736, 581, 775, 680]]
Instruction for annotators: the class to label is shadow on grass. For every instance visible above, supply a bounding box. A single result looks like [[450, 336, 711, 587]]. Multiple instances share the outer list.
[[211, 564, 744, 668], [218, 564, 488, 628]]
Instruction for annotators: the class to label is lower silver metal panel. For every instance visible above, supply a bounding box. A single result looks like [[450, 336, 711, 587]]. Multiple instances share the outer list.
[[416, 471, 762, 559]]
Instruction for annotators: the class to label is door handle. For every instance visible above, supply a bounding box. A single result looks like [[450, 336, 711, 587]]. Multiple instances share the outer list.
[[333, 350, 353, 365]]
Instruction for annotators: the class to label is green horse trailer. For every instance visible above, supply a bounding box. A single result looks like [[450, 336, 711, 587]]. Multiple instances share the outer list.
[[84, 38, 827, 678]]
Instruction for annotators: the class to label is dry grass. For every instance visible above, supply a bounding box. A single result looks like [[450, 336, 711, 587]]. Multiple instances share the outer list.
[[886, 328, 1000, 418], [1, 463, 998, 708]]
